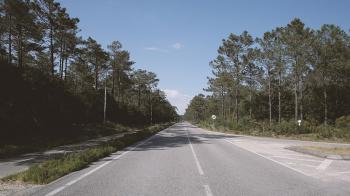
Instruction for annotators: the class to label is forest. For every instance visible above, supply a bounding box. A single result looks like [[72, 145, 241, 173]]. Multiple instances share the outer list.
[[0, 0, 178, 147], [185, 19, 350, 140]]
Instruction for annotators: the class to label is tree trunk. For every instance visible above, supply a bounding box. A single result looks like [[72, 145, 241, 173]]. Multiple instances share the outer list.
[[249, 74, 253, 119], [138, 86, 141, 108], [59, 43, 61, 77], [8, 15, 12, 64], [268, 73, 272, 126], [111, 69, 115, 98], [278, 71, 281, 124], [103, 81, 107, 123], [322, 62, 327, 125], [95, 57, 98, 90], [249, 88, 252, 119], [50, 24, 54, 75], [235, 85, 239, 124], [335, 78, 338, 114], [61, 41, 66, 79], [59, 41, 63, 78], [63, 41, 66, 78], [324, 86, 327, 126], [117, 69, 121, 102], [294, 74, 298, 123], [221, 86, 224, 120], [64, 56, 68, 80], [322, 70, 328, 125], [17, 27, 23, 68], [149, 92, 153, 124], [228, 97, 231, 120], [300, 75, 303, 121], [150, 101, 153, 124], [95, 67, 98, 90]]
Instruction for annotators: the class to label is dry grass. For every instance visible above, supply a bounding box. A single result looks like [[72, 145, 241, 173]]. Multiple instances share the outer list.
[[302, 146, 350, 155]]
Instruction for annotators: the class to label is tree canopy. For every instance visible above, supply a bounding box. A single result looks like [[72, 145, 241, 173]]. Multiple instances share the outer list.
[[0, 0, 178, 142], [185, 18, 350, 127]]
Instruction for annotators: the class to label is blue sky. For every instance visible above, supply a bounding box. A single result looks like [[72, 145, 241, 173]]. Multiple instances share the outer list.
[[57, 0, 350, 114]]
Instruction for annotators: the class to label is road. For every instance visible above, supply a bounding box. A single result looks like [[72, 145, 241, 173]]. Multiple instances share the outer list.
[[20, 122, 350, 196]]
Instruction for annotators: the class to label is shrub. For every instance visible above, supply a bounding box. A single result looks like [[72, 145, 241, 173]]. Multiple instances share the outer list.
[[270, 120, 296, 135], [336, 116, 350, 128]]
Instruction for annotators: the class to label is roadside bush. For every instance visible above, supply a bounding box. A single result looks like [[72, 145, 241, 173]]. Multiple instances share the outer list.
[[12, 145, 117, 184], [270, 120, 296, 135], [336, 115, 350, 128], [195, 119, 350, 142], [316, 125, 334, 139]]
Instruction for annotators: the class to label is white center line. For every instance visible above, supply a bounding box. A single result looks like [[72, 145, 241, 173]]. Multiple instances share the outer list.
[[203, 184, 214, 196], [45, 132, 160, 196], [317, 159, 333, 170], [186, 127, 215, 196], [186, 130, 204, 176]]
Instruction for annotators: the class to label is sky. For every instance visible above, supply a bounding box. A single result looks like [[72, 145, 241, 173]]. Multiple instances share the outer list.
[[57, 0, 350, 115]]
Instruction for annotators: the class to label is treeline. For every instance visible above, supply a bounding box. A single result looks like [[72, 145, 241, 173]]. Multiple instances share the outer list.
[[185, 19, 350, 132], [0, 0, 177, 142]]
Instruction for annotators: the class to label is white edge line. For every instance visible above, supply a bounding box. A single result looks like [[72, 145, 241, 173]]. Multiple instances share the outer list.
[[45, 186, 65, 196], [224, 139, 312, 177], [336, 171, 350, 174], [44, 132, 161, 196], [186, 130, 204, 176], [273, 153, 319, 158], [270, 156, 322, 163]]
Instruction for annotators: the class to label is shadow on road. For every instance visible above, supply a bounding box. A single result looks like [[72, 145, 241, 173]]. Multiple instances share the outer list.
[[130, 123, 239, 152], [0, 132, 130, 174]]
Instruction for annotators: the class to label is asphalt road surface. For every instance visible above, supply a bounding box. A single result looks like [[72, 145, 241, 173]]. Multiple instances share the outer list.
[[22, 122, 350, 196]]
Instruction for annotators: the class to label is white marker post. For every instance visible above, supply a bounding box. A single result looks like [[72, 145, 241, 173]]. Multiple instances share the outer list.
[[211, 115, 216, 130], [297, 120, 302, 126]]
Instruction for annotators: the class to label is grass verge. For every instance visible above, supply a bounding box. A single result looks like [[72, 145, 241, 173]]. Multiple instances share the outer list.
[[196, 120, 350, 143], [1, 123, 172, 184], [301, 146, 350, 155]]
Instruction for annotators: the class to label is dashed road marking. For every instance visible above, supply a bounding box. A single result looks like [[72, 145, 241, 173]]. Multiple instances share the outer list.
[[317, 159, 333, 170], [203, 184, 213, 196], [186, 130, 204, 175], [186, 127, 215, 196]]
